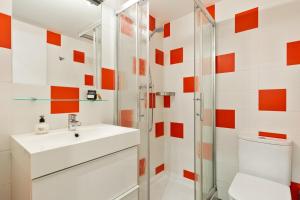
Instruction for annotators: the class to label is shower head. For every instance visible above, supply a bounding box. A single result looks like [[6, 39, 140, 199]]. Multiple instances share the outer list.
[[86, 0, 104, 6], [150, 27, 164, 39]]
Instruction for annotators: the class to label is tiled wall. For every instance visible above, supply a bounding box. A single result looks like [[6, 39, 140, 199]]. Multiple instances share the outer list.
[[149, 16, 165, 181], [163, 12, 196, 184], [0, 2, 116, 199], [214, 0, 300, 199], [149, 0, 300, 199], [149, 11, 197, 189], [0, 2, 13, 199]]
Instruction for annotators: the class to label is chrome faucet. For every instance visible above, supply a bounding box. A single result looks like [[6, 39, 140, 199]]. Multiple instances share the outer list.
[[68, 114, 81, 131]]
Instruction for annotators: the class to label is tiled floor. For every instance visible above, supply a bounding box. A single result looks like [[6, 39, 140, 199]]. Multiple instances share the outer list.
[[150, 173, 194, 200]]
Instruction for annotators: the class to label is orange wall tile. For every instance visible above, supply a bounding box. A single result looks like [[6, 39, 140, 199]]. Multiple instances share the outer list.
[[155, 164, 165, 175], [120, 109, 133, 128], [133, 57, 146, 76], [155, 122, 164, 138], [259, 131, 287, 139], [170, 47, 183, 64], [139, 158, 146, 176], [149, 15, 156, 31], [170, 122, 184, 138], [121, 15, 133, 37], [149, 93, 156, 108], [51, 86, 79, 114], [84, 74, 94, 86], [216, 109, 235, 129], [206, 5, 215, 19], [183, 76, 199, 93], [47, 31, 61, 46], [203, 109, 213, 126], [259, 89, 286, 111], [73, 50, 85, 63], [216, 53, 235, 73], [164, 22, 170, 38], [164, 96, 171, 108], [203, 143, 213, 160], [102, 68, 115, 90], [0, 13, 11, 49], [139, 58, 146, 76], [235, 7, 259, 33], [287, 40, 300, 66], [183, 170, 197, 181], [291, 182, 300, 200], [155, 49, 164, 66]]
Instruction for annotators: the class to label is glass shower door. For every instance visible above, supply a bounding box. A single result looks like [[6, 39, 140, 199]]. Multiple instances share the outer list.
[[116, 1, 149, 200], [194, 2, 216, 200]]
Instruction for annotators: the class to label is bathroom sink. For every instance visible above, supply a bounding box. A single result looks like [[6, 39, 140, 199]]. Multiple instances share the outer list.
[[11, 124, 140, 179]]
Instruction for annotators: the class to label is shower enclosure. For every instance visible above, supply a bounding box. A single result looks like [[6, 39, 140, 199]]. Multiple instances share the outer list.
[[112, 0, 216, 199], [194, 1, 216, 199]]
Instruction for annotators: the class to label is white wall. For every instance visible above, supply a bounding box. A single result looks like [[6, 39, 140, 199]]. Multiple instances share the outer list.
[[12, 20, 47, 85], [0, 2, 116, 200], [149, 17, 165, 179], [215, 0, 300, 199], [163, 12, 195, 180]]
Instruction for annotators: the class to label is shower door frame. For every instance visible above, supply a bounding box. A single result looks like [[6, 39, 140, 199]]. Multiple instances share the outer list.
[[114, 0, 216, 199], [115, 0, 150, 199], [193, 0, 217, 199]]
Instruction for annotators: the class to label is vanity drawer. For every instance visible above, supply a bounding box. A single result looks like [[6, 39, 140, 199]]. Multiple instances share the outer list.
[[31, 147, 138, 200]]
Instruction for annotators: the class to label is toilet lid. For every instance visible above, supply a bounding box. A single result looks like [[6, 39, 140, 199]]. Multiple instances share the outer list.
[[229, 173, 291, 200]]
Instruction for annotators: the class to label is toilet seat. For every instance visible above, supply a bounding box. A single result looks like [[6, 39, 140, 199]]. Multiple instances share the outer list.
[[228, 173, 291, 200]]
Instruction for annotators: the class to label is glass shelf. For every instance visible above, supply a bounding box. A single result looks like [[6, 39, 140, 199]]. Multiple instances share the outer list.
[[14, 98, 108, 102], [155, 92, 175, 96]]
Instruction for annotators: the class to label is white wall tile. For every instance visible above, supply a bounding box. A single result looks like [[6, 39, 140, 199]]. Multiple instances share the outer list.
[[217, 180, 230, 200], [0, 0, 12, 15], [48, 35, 94, 87], [289, 130, 300, 183], [215, 0, 295, 22], [216, 70, 258, 93], [257, 111, 300, 131], [0, 151, 11, 185], [0, 183, 11, 200], [216, 19, 235, 55], [216, 129, 238, 199], [0, 48, 12, 83], [12, 20, 47, 86], [216, 1, 300, 193], [0, 83, 12, 151]]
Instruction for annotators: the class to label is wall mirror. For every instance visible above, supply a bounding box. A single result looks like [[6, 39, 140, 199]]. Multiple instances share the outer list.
[[12, 0, 102, 87]]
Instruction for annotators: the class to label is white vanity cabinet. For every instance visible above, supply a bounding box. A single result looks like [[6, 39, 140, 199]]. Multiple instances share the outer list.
[[31, 147, 138, 200], [11, 124, 140, 200]]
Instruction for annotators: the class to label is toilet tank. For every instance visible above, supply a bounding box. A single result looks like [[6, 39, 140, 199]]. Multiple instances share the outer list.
[[239, 135, 292, 185]]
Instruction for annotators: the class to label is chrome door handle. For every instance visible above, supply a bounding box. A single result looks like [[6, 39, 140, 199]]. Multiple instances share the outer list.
[[137, 90, 141, 125], [194, 96, 204, 120], [200, 93, 204, 121]]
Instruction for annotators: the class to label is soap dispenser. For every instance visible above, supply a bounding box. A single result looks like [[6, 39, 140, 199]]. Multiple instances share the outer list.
[[35, 115, 49, 134]]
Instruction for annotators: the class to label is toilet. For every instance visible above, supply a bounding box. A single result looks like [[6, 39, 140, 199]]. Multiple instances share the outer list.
[[229, 135, 293, 200]]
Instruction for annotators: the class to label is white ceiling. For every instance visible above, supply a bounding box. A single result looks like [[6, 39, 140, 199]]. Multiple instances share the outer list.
[[150, 0, 219, 23], [103, 0, 128, 11], [13, 0, 101, 38], [13, 0, 219, 38]]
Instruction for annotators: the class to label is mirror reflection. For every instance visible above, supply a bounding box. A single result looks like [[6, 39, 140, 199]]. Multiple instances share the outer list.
[[12, 0, 102, 86]]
